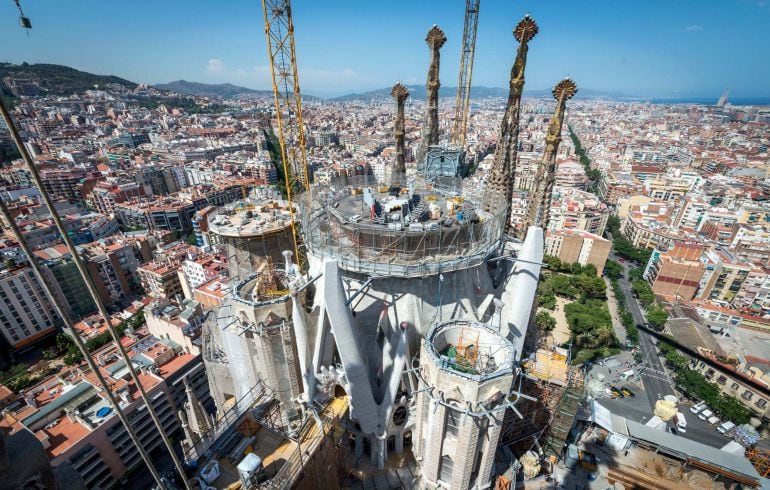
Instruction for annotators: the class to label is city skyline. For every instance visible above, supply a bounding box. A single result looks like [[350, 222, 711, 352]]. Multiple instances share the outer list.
[[1, 0, 770, 98]]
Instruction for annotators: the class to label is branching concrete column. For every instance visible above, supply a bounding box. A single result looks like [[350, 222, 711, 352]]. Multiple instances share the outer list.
[[373, 430, 387, 469]]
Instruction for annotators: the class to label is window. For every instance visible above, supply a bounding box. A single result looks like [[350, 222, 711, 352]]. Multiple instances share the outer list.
[[742, 390, 754, 401], [445, 408, 462, 439], [717, 375, 727, 385], [439, 455, 453, 484], [756, 399, 767, 409], [731, 382, 740, 390]]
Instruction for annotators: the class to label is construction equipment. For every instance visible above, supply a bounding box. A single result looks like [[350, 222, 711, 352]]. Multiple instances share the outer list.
[[14, 0, 32, 30], [451, 0, 480, 147], [746, 446, 770, 478], [261, 0, 309, 270]]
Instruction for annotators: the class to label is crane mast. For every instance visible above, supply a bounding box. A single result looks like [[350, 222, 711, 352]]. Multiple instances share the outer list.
[[451, 0, 480, 147], [261, 0, 309, 269]]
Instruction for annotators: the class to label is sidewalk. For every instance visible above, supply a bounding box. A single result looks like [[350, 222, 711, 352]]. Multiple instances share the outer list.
[[604, 277, 626, 345]]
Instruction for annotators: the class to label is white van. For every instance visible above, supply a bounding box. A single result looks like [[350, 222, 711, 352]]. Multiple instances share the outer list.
[[690, 401, 706, 414], [717, 421, 736, 434], [674, 412, 687, 433], [699, 409, 713, 421]]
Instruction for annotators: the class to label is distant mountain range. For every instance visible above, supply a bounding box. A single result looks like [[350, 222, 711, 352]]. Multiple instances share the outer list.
[[330, 84, 630, 101], [154, 80, 273, 98], [0, 63, 703, 103], [0, 62, 137, 95]]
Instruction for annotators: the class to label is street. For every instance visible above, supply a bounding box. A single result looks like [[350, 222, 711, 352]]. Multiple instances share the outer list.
[[613, 255, 676, 409], [593, 253, 730, 449]]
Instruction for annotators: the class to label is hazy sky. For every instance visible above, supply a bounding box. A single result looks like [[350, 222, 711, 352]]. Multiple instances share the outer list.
[[1, 0, 769, 97]]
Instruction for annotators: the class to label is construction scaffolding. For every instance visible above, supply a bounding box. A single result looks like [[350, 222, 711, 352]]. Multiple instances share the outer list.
[[298, 173, 506, 278], [256, 396, 349, 489], [498, 347, 584, 465], [542, 368, 584, 461]]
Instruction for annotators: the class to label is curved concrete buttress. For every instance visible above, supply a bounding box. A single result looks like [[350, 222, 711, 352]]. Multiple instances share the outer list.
[[500, 226, 544, 360], [320, 260, 379, 433], [290, 291, 314, 403]]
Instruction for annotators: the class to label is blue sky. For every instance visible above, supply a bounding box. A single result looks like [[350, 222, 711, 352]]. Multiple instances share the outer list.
[[1, 0, 769, 97]]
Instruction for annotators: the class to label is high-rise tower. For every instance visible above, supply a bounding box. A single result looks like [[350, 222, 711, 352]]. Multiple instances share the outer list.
[[483, 15, 538, 231], [522, 77, 578, 236], [391, 82, 409, 175], [415, 25, 447, 167]]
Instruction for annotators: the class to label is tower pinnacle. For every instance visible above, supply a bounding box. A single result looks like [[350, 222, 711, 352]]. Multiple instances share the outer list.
[[522, 77, 578, 236], [483, 15, 538, 231], [391, 82, 410, 175], [415, 25, 447, 168]]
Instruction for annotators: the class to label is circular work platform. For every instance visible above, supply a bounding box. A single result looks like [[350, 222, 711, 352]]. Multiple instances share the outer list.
[[299, 174, 506, 277], [425, 320, 514, 381]]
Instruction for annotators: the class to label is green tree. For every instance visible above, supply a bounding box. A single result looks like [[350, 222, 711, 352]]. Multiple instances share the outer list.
[[572, 274, 607, 300], [536, 311, 557, 332], [647, 306, 669, 330], [42, 348, 59, 361], [538, 294, 556, 310], [631, 279, 655, 307], [665, 350, 688, 370], [604, 260, 623, 280], [592, 324, 617, 349]]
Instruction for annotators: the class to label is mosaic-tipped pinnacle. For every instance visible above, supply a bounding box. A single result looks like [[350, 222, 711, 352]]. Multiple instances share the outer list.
[[514, 15, 538, 43], [391, 82, 410, 102], [426, 25, 447, 50], [553, 78, 578, 101]]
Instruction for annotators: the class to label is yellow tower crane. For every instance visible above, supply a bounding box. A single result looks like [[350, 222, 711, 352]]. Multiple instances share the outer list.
[[261, 0, 309, 270], [451, 0, 481, 147]]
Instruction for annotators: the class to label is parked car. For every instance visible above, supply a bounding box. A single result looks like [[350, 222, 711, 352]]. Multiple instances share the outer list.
[[707, 416, 721, 425], [690, 402, 706, 414], [621, 387, 635, 397], [699, 409, 713, 421], [717, 421, 736, 434], [610, 386, 624, 398]]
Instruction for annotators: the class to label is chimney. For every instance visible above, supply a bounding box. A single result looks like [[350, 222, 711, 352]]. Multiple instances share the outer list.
[[415, 25, 447, 167], [483, 15, 538, 231], [391, 83, 410, 176], [524, 77, 578, 235]]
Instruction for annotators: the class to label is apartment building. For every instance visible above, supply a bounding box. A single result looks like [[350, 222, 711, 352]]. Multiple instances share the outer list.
[[179, 252, 227, 300], [39, 169, 88, 201], [115, 198, 197, 234], [700, 250, 755, 304], [645, 242, 707, 301], [0, 332, 211, 488], [145, 299, 206, 355], [86, 181, 146, 216], [138, 243, 193, 300], [193, 277, 229, 309], [695, 355, 770, 425], [548, 187, 609, 236], [0, 266, 60, 350], [544, 229, 611, 275]]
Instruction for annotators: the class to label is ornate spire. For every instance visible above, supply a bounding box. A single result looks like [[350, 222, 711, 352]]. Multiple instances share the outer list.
[[522, 77, 578, 236], [391, 82, 410, 175], [415, 25, 447, 167], [483, 16, 538, 229]]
